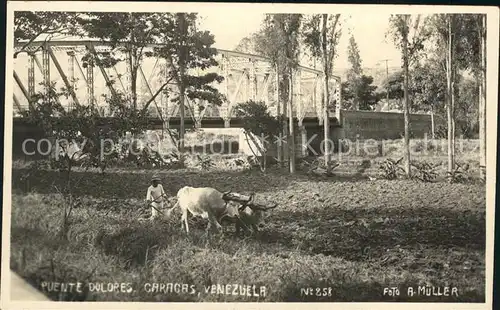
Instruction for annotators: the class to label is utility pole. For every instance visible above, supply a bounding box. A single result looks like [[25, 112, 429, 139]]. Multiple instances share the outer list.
[[380, 58, 391, 104]]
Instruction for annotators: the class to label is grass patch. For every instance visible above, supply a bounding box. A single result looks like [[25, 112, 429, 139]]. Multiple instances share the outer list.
[[9, 166, 486, 302]]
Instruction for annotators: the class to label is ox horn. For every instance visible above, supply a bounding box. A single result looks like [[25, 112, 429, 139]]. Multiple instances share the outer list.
[[248, 202, 278, 211], [222, 190, 232, 199]]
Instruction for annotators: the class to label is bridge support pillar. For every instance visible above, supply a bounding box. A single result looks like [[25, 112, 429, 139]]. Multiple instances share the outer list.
[[300, 125, 308, 157], [161, 120, 170, 140]]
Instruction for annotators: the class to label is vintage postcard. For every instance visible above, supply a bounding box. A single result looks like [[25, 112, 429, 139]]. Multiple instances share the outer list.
[[1, 1, 498, 310]]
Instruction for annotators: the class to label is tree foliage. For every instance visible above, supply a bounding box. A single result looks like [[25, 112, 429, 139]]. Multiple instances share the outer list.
[[21, 84, 113, 173], [14, 11, 230, 178], [410, 60, 446, 113], [250, 14, 303, 116], [417, 14, 483, 139], [152, 13, 224, 105], [344, 36, 363, 110], [234, 100, 284, 172], [15, 12, 225, 159], [234, 33, 261, 54], [387, 15, 431, 66], [427, 14, 482, 75], [346, 36, 363, 79], [151, 13, 225, 153], [76, 12, 161, 109], [302, 14, 342, 74], [15, 12, 225, 115], [76, 12, 224, 114], [342, 75, 381, 111], [455, 78, 480, 138], [301, 13, 342, 112], [380, 71, 404, 106], [234, 100, 284, 138], [256, 14, 303, 73], [13, 11, 81, 57]]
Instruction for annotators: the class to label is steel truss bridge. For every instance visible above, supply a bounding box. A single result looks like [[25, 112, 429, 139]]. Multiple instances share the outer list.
[[12, 40, 342, 129]]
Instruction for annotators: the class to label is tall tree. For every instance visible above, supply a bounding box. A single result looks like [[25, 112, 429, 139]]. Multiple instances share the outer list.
[[253, 14, 303, 173], [388, 14, 430, 177], [346, 35, 363, 110], [427, 14, 461, 174], [447, 15, 456, 174], [302, 13, 342, 169], [428, 13, 486, 178], [153, 13, 225, 155]]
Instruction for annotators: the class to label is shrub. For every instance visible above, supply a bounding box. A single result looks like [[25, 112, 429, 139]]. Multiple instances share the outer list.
[[411, 160, 438, 183], [379, 157, 404, 180], [195, 154, 215, 171], [446, 162, 473, 184]]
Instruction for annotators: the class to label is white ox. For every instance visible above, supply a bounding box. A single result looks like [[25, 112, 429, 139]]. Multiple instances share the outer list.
[[166, 186, 240, 234]]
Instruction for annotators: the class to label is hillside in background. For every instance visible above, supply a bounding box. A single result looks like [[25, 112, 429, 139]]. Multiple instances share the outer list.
[[332, 65, 403, 112], [333, 66, 401, 89]]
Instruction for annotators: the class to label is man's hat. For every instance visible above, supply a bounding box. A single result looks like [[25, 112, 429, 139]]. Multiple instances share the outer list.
[[151, 174, 161, 181]]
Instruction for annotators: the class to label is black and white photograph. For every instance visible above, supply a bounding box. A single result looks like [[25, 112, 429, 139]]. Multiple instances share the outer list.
[[1, 1, 498, 309]]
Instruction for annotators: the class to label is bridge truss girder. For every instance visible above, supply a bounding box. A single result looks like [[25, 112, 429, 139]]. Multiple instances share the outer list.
[[12, 40, 341, 127]]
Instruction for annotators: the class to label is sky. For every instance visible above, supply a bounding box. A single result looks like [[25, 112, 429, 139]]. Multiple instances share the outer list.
[[198, 12, 403, 70]]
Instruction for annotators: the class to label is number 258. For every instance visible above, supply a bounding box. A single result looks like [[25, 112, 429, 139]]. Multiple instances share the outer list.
[[316, 287, 332, 297]]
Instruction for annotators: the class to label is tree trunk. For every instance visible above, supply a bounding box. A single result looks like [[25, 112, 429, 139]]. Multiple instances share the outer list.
[[402, 16, 411, 177], [479, 14, 487, 180], [131, 73, 137, 110], [130, 15, 137, 111], [126, 49, 139, 111], [446, 15, 455, 174], [178, 13, 186, 155], [324, 79, 330, 167], [322, 14, 331, 169], [282, 76, 289, 167], [275, 67, 282, 168], [131, 66, 138, 110], [179, 71, 185, 154], [451, 73, 456, 166], [430, 106, 435, 139], [288, 70, 296, 174]]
